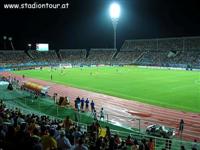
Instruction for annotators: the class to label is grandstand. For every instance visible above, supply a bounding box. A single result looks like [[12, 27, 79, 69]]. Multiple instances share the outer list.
[[29, 50, 59, 63], [0, 50, 31, 66], [86, 48, 116, 65], [0, 36, 200, 68], [59, 49, 86, 65], [120, 36, 200, 68], [114, 50, 143, 65]]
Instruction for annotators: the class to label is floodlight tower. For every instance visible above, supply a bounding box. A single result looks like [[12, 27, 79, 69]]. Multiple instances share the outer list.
[[109, 2, 120, 50], [8, 37, 15, 50]]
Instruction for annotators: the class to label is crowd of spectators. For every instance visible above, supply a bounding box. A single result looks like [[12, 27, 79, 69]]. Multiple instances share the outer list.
[[0, 98, 162, 150], [120, 37, 200, 68], [114, 51, 143, 65], [29, 50, 59, 63], [121, 37, 200, 52], [1, 98, 198, 150], [59, 49, 86, 65], [0, 49, 199, 68], [135, 50, 200, 68], [0, 36, 200, 68], [0, 50, 31, 66], [85, 49, 116, 65]]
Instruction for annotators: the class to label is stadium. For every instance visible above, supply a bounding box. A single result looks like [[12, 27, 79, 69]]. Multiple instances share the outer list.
[[1, 1, 200, 150]]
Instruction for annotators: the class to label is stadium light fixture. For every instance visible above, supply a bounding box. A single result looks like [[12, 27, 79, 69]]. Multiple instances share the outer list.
[[8, 37, 12, 41], [3, 36, 7, 40], [109, 3, 121, 20], [3, 36, 7, 50], [109, 2, 120, 50], [28, 44, 32, 50]]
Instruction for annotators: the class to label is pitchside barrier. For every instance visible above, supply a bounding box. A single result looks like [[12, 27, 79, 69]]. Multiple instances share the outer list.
[[94, 112, 140, 131], [96, 112, 165, 133], [110, 129, 200, 150], [95, 112, 200, 144]]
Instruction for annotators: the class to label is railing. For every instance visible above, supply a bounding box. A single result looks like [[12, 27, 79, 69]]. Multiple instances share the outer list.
[[110, 129, 200, 150]]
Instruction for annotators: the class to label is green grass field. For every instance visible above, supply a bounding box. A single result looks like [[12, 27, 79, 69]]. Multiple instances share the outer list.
[[13, 66, 200, 113]]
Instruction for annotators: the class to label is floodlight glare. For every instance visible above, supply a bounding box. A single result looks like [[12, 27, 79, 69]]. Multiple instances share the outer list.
[[109, 3, 120, 19], [3, 36, 7, 40], [8, 37, 12, 41]]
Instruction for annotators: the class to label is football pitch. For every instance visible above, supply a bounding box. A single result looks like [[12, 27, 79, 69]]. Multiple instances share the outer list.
[[13, 66, 200, 113]]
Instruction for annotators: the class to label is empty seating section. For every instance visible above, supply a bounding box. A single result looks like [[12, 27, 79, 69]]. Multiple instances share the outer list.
[[185, 38, 200, 50], [157, 38, 183, 51], [121, 39, 157, 51]]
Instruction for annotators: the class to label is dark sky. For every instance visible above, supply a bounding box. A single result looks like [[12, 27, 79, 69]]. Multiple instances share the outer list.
[[0, 0, 200, 50]]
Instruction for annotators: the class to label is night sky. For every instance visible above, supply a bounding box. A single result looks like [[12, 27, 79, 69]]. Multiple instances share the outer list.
[[0, 0, 200, 50]]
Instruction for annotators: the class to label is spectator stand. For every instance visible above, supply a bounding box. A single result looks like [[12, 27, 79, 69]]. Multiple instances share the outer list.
[[86, 48, 117, 65], [2, 100, 200, 150], [59, 49, 87, 66]]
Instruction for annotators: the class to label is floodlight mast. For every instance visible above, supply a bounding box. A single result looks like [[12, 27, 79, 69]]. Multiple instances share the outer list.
[[112, 18, 118, 50], [3, 36, 7, 50], [8, 37, 15, 50], [109, 3, 120, 50]]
